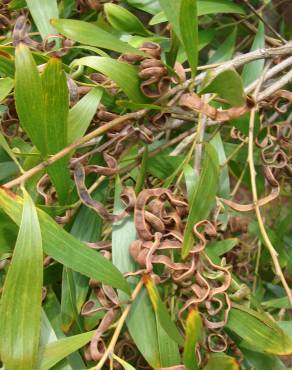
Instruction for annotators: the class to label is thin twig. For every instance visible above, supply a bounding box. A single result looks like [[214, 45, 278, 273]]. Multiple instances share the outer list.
[[248, 62, 292, 304], [94, 280, 144, 370], [257, 68, 292, 102]]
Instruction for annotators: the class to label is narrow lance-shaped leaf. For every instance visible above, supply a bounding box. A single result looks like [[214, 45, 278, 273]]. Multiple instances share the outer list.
[[0, 187, 130, 294], [144, 274, 184, 346], [183, 309, 203, 370], [51, 18, 146, 55], [242, 21, 265, 86], [182, 143, 219, 258], [0, 191, 43, 370], [26, 0, 59, 40], [37, 331, 95, 370], [68, 87, 103, 144], [226, 305, 292, 355], [71, 56, 147, 103], [179, 0, 198, 76], [15, 43, 46, 152], [104, 3, 151, 36], [41, 58, 71, 204], [208, 27, 237, 64]]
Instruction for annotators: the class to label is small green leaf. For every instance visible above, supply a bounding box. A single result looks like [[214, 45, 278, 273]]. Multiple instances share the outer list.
[[71, 56, 147, 103], [37, 331, 95, 370], [151, 0, 245, 25], [0, 77, 14, 102], [242, 22, 265, 86], [144, 275, 184, 345], [203, 353, 240, 370], [0, 187, 130, 294], [104, 3, 151, 36], [51, 18, 145, 55], [26, 0, 59, 40], [68, 87, 103, 144], [183, 309, 203, 370], [200, 69, 246, 107], [182, 144, 219, 258], [0, 191, 43, 370], [227, 305, 292, 355], [179, 0, 198, 76]]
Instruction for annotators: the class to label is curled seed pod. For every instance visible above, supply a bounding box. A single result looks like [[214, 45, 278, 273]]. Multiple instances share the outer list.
[[139, 42, 161, 59], [118, 53, 143, 64]]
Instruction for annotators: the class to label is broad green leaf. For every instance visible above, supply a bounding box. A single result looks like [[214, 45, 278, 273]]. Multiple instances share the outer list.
[[179, 0, 198, 76], [144, 275, 183, 345], [8, 0, 26, 10], [0, 77, 14, 102], [150, 0, 244, 25], [0, 191, 43, 370], [183, 309, 203, 370], [71, 57, 146, 103], [68, 87, 103, 144], [37, 331, 95, 370], [200, 69, 246, 107], [156, 319, 181, 368], [51, 18, 145, 55], [203, 354, 240, 370], [61, 267, 80, 333], [26, 0, 59, 39], [227, 305, 292, 355], [112, 354, 136, 370], [41, 58, 71, 204], [242, 22, 265, 86], [182, 144, 219, 258], [0, 187, 130, 293], [208, 27, 237, 64], [104, 3, 151, 36]]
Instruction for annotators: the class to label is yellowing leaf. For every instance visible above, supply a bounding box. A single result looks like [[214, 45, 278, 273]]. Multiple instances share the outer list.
[[0, 191, 43, 370], [183, 309, 202, 370]]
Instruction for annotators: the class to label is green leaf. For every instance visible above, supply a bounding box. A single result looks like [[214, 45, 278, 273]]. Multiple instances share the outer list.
[[262, 296, 291, 309], [0, 77, 14, 102], [179, 0, 198, 76], [0, 187, 130, 294], [0, 53, 15, 78], [208, 27, 237, 64], [26, 0, 59, 40], [68, 87, 103, 144], [150, 0, 244, 25], [159, 0, 181, 38], [227, 305, 292, 355], [156, 319, 181, 368], [71, 56, 146, 103], [144, 275, 183, 346], [203, 354, 240, 370], [183, 309, 203, 370], [241, 347, 286, 370], [182, 143, 219, 258], [15, 45, 71, 204], [242, 22, 265, 86], [200, 69, 246, 107], [205, 238, 238, 264], [51, 18, 145, 55], [104, 3, 151, 36], [125, 0, 161, 15], [41, 58, 71, 204], [37, 331, 95, 370], [0, 131, 23, 172], [0, 191, 43, 370]]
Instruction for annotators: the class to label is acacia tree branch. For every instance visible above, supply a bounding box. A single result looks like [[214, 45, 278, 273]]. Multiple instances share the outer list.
[[257, 68, 292, 101], [4, 43, 292, 190]]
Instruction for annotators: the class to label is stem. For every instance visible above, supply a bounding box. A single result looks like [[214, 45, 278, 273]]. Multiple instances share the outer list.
[[248, 107, 292, 304], [94, 280, 144, 370]]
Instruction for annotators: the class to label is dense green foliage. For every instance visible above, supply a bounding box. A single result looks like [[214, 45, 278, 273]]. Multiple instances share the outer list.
[[0, 1, 291, 369]]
